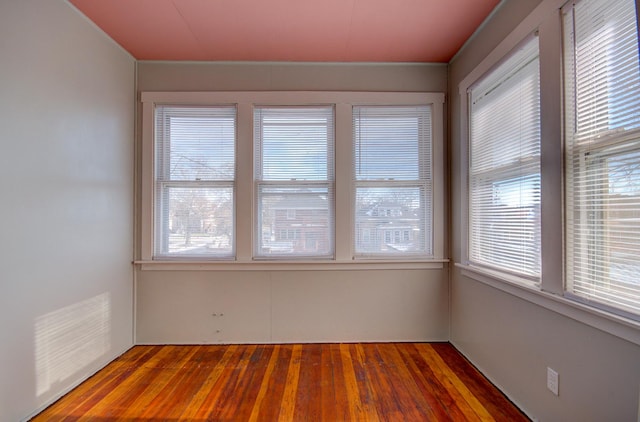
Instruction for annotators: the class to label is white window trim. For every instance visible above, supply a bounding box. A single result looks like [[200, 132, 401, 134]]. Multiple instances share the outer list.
[[456, 0, 640, 346], [139, 91, 446, 270], [253, 105, 335, 260]]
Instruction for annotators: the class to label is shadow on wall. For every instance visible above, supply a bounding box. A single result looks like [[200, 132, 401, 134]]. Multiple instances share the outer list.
[[34, 292, 111, 397]]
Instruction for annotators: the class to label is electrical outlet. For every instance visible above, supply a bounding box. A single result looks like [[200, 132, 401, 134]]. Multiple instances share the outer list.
[[547, 367, 559, 396]]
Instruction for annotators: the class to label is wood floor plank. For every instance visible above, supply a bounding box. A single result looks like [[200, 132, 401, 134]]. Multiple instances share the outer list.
[[195, 344, 254, 420], [293, 343, 323, 421], [218, 345, 269, 421], [396, 344, 464, 421], [417, 344, 493, 421], [342, 343, 381, 421], [32, 343, 528, 422], [319, 344, 339, 421], [362, 343, 429, 421], [163, 346, 232, 419], [31, 345, 158, 421], [96, 346, 198, 420], [277, 344, 302, 421], [379, 343, 441, 420], [81, 347, 181, 418], [177, 344, 239, 420], [430, 343, 528, 421], [249, 344, 292, 421], [247, 345, 280, 422], [130, 346, 205, 420]]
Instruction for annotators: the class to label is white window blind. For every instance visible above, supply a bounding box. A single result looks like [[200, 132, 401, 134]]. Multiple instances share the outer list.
[[254, 106, 334, 258], [468, 36, 541, 280], [353, 105, 432, 257], [154, 105, 236, 258], [564, 0, 640, 318]]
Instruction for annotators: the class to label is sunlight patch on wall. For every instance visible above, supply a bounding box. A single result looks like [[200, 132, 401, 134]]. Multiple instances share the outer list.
[[35, 293, 111, 397]]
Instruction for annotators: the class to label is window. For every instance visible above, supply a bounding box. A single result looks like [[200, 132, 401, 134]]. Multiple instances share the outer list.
[[254, 106, 335, 258], [141, 91, 444, 266], [353, 106, 432, 257], [468, 36, 541, 280], [154, 105, 236, 258], [457, 0, 640, 344], [563, 0, 640, 318]]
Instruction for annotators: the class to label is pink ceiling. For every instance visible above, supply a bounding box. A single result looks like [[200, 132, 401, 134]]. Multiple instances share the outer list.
[[69, 0, 500, 63]]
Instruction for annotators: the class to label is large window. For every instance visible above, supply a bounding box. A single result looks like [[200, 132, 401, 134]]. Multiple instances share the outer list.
[[154, 105, 236, 258], [353, 106, 432, 257], [141, 91, 445, 265], [254, 106, 335, 258], [468, 36, 541, 280], [563, 0, 640, 317]]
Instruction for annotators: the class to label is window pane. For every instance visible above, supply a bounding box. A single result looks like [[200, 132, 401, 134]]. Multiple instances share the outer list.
[[256, 186, 332, 257], [157, 107, 235, 181], [255, 107, 333, 181], [355, 187, 428, 254], [157, 186, 233, 256], [568, 145, 640, 315], [353, 105, 432, 257], [470, 174, 541, 275], [354, 107, 430, 181], [468, 35, 541, 279], [565, 0, 640, 141]]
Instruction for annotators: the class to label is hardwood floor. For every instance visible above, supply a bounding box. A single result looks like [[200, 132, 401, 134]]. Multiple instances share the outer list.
[[32, 343, 528, 421]]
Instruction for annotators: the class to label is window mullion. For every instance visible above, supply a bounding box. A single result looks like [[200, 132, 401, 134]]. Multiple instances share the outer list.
[[236, 101, 253, 262], [537, 7, 564, 294], [335, 102, 353, 261]]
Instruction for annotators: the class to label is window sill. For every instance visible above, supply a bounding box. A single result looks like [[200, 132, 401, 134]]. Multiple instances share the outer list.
[[455, 263, 640, 347], [135, 259, 448, 271]]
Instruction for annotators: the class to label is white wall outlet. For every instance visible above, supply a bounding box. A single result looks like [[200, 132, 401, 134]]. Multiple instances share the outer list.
[[547, 367, 559, 396]]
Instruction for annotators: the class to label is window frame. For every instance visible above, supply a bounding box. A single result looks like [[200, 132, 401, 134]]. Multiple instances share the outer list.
[[352, 105, 434, 259], [467, 35, 542, 283], [253, 105, 335, 259], [153, 105, 237, 260], [139, 91, 446, 270]]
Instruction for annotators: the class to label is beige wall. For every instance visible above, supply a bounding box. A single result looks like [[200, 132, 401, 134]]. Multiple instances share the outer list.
[[135, 62, 450, 344], [136, 61, 447, 92], [0, 1, 135, 420], [449, 0, 640, 420], [137, 269, 448, 344]]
